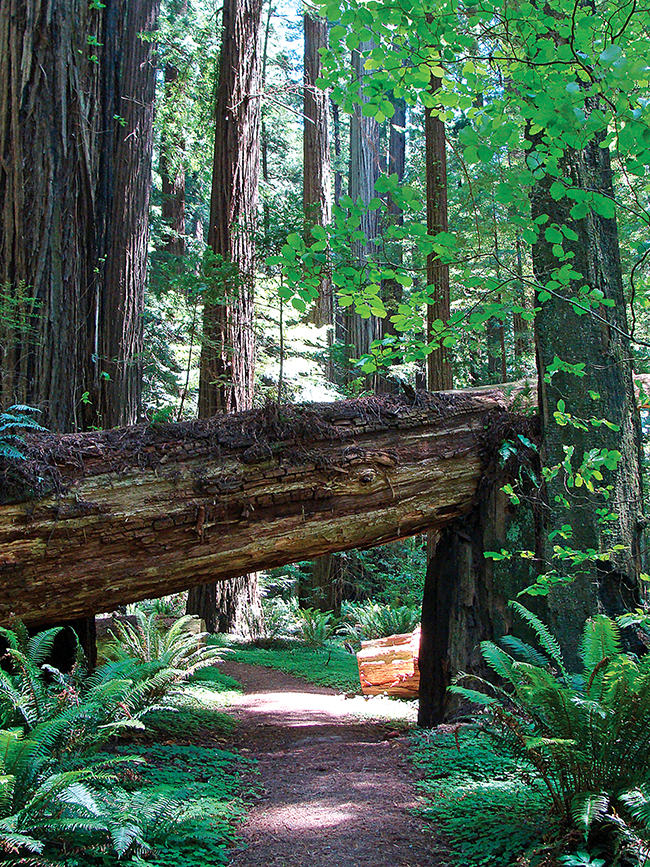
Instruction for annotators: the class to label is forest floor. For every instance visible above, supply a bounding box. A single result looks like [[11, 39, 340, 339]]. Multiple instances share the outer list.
[[219, 660, 452, 867]]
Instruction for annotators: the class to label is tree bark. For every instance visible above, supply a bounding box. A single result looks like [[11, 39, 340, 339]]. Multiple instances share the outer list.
[[338, 44, 382, 383], [0, 387, 519, 626], [531, 124, 643, 664], [419, 75, 453, 727], [160, 64, 187, 258], [199, 0, 262, 416], [96, 0, 161, 429], [0, 0, 101, 432], [303, 11, 332, 328], [191, 0, 263, 631], [425, 78, 452, 392]]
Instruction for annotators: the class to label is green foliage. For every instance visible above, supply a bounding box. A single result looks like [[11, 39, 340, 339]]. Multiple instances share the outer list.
[[0, 621, 246, 864], [450, 606, 650, 859], [106, 610, 222, 676], [0, 406, 45, 461], [411, 727, 549, 866], [294, 608, 336, 648], [339, 601, 420, 648], [220, 639, 361, 694]]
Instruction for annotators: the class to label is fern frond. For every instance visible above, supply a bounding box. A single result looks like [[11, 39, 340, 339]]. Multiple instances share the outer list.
[[448, 685, 498, 706], [581, 615, 621, 674], [479, 641, 516, 682], [570, 791, 610, 836], [509, 601, 568, 678], [499, 635, 551, 668]]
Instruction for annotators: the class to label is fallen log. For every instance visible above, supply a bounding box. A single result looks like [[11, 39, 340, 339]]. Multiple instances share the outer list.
[[357, 629, 420, 698], [0, 387, 534, 626]]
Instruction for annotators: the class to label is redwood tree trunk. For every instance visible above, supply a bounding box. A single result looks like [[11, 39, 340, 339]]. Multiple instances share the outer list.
[[0, 387, 516, 626], [0, 0, 101, 432], [198, 0, 262, 416], [425, 78, 452, 393], [419, 75, 453, 727], [160, 64, 187, 257], [532, 123, 643, 664], [96, 0, 160, 429], [303, 12, 332, 327], [338, 44, 382, 383], [191, 0, 263, 631]]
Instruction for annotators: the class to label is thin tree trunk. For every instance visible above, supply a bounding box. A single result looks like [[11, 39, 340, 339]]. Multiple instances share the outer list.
[[425, 79, 452, 392], [377, 95, 407, 393], [303, 11, 332, 328], [419, 74, 453, 727], [160, 64, 186, 257]]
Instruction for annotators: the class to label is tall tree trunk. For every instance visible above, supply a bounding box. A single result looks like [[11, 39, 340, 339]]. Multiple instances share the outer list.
[[198, 0, 262, 417], [425, 79, 452, 393], [339, 43, 382, 384], [190, 0, 263, 632], [0, 0, 159, 666], [0, 0, 101, 432], [303, 11, 332, 328], [418, 75, 453, 727], [531, 123, 643, 665], [331, 99, 343, 207], [512, 233, 529, 373], [96, 0, 160, 429], [377, 95, 407, 393], [160, 64, 186, 257]]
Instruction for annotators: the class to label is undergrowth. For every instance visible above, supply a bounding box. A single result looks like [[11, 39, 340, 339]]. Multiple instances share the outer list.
[[215, 637, 361, 693], [411, 727, 550, 867], [68, 742, 252, 867]]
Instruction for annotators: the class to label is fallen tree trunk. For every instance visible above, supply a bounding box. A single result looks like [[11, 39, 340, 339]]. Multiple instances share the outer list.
[[357, 629, 420, 698], [0, 387, 533, 626]]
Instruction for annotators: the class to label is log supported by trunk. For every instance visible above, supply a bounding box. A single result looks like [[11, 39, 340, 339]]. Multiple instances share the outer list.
[[0, 387, 520, 627]]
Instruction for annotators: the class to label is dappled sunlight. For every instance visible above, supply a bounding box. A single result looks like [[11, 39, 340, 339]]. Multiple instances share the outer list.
[[257, 803, 357, 830]]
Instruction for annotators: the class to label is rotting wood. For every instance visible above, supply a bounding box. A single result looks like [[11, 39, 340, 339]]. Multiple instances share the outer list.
[[0, 387, 534, 626]]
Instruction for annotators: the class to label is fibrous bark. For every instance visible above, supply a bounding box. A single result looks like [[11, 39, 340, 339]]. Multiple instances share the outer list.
[[303, 11, 332, 328], [0, 387, 518, 627], [199, 0, 262, 416], [532, 122, 644, 663], [0, 0, 160, 432]]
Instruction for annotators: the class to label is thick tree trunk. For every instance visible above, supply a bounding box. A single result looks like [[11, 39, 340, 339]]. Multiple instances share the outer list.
[[0, 387, 519, 626], [532, 125, 643, 664], [0, 0, 101, 432], [419, 76, 453, 727], [192, 0, 263, 632]]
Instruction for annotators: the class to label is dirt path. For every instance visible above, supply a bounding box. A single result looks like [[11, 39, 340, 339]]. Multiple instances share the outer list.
[[220, 661, 450, 867]]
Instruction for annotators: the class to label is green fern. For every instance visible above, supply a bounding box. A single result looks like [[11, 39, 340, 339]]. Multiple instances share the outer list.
[[453, 608, 650, 856], [0, 406, 45, 461], [508, 601, 568, 678]]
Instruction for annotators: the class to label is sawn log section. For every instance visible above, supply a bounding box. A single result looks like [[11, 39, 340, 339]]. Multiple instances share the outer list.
[[0, 386, 521, 626]]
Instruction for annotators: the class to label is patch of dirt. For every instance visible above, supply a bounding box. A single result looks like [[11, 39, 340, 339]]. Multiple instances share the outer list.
[[219, 661, 451, 867]]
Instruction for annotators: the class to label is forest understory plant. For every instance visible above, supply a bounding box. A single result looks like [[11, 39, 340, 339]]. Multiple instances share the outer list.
[[450, 603, 650, 864], [0, 620, 245, 865]]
